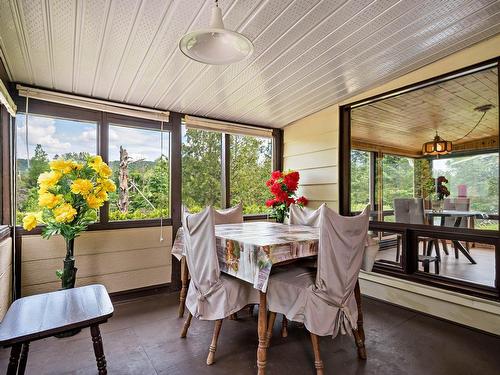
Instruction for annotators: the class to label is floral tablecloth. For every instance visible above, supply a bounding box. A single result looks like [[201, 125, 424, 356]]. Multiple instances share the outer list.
[[172, 221, 319, 292]]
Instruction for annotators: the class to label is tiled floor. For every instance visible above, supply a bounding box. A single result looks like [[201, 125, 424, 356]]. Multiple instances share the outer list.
[[1, 292, 499, 374]]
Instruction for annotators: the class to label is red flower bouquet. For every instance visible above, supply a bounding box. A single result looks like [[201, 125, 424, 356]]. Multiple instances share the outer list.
[[265, 170, 308, 223], [435, 176, 450, 200]]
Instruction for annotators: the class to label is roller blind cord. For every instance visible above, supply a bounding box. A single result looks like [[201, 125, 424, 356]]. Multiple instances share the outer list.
[[159, 121, 164, 242], [25, 95, 30, 168]]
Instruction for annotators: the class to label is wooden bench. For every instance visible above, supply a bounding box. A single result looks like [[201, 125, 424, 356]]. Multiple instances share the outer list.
[[0, 284, 114, 375]]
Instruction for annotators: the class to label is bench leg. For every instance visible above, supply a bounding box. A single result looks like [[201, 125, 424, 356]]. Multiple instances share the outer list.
[[18, 342, 30, 375], [90, 325, 107, 375], [7, 344, 21, 375]]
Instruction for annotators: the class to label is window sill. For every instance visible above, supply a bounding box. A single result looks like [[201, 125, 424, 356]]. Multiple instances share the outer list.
[[0, 225, 11, 242]]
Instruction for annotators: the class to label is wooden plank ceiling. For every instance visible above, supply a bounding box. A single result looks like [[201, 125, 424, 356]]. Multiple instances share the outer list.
[[0, 0, 499, 128], [351, 68, 499, 156]]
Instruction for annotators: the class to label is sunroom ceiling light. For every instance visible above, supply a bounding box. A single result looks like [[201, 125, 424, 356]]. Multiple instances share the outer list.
[[179, 0, 253, 65], [422, 131, 452, 156]]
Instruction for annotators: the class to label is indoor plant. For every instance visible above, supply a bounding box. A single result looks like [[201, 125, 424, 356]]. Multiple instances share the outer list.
[[431, 175, 450, 212], [265, 170, 308, 223], [23, 155, 115, 289]]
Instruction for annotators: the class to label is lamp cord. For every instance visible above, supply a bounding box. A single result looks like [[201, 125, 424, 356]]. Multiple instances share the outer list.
[[452, 110, 487, 142]]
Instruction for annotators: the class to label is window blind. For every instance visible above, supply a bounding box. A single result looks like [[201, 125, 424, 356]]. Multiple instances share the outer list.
[[0, 78, 16, 116], [184, 115, 273, 138], [17, 85, 169, 122]]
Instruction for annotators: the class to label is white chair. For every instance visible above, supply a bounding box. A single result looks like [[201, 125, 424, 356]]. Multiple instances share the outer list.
[[178, 203, 243, 317], [443, 198, 472, 253], [266, 205, 370, 374], [180, 206, 258, 365]]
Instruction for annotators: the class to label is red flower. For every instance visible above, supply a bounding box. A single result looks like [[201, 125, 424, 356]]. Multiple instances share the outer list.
[[265, 199, 275, 207], [265, 178, 274, 187], [286, 197, 296, 206], [283, 172, 299, 191], [271, 170, 282, 180], [274, 190, 288, 203], [437, 176, 448, 184], [296, 196, 308, 206], [270, 182, 284, 196]]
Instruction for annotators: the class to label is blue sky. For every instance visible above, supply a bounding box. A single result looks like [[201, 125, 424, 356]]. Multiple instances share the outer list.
[[16, 114, 170, 162]]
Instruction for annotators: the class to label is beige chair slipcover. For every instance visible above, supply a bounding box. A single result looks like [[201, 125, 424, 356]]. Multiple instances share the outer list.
[[289, 204, 324, 226], [214, 202, 243, 224], [183, 206, 258, 320], [267, 205, 370, 338]]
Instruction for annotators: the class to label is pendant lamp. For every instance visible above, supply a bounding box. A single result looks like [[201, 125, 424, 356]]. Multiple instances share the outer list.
[[179, 0, 254, 65]]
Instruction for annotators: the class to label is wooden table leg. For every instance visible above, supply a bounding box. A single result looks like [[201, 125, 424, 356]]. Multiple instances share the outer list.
[[354, 281, 367, 359], [7, 344, 21, 375], [17, 342, 30, 375], [178, 256, 189, 318], [90, 324, 107, 375], [257, 291, 268, 375]]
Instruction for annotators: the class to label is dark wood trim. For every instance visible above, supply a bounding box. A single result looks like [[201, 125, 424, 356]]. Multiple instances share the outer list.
[[339, 106, 351, 215], [109, 283, 176, 303], [221, 133, 230, 208], [170, 112, 182, 291], [348, 57, 499, 109], [13, 231, 21, 300], [244, 214, 269, 221], [272, 128, 283, 172], [1, 106, 11, 224]]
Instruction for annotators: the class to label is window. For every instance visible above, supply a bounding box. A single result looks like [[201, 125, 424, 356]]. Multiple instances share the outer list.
[[181, 126, 222, 212], [108, 124, 170, 221], [230, 134, 272, 214], [381, 155, 414, 222], [350, 150, 370, 212], [15, 113, 97, 224]]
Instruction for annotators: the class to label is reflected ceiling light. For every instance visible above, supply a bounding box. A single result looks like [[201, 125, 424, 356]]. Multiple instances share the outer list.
[[179, 0, 254, 65], [422, 131, 453, 156]]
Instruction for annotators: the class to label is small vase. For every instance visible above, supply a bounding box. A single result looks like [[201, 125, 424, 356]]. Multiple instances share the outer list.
[[61, 238, 78, 289], [431, 199, 444, 212]]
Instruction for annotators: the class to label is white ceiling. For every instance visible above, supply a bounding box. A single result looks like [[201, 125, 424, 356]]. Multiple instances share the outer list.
[[0, 0, 499, 128]]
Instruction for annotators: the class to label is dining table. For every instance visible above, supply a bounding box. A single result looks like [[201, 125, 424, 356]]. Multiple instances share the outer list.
[[424, 209, 487, 264], [172, 221, 366, 374]]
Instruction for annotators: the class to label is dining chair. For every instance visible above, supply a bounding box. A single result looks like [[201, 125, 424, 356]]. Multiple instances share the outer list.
[[178, 203, 243, 317], [265, 205, 370, 374], [179, 206, 258, 365], [394, 198, 440, 274], [443, 198, 472, 253]]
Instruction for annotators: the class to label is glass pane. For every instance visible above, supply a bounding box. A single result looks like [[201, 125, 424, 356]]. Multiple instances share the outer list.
[[371, 229, 403, 269], [16, 113, 97, 224], [182, 126, 222, 212], [350, 150, 370, 213], [432, 153, 498, 230], [416, 235, 495, 287], [230, 134, 272, 214], [382, 155, 414, 222], [108, 124, 170, 221]]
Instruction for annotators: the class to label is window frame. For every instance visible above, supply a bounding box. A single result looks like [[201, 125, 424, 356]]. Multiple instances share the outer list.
[[13, 99, 282, 234], [339, 58, 500, 302]]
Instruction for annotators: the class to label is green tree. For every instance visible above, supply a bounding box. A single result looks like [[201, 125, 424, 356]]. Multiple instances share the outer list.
[[26, 144, 50, 187]]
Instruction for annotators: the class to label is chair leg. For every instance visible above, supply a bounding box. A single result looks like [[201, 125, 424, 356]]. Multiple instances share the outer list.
[[7, 344, 21, 375], [309, 333, 324, 375], [354, 281, 365, 342], [281, 316, 288, 338], [178, 256, 189, 318], [17, 342, 30, 375], [206, 319, 223, 365], [249, 304, 255, 317], [180, 312, 193, 338], [90, 324, 107, 375], [229, 312, 238, 320], [352, 329, 367, 360], [395, 236, 400, 262], [441, 239, 449, 255], [266, 312, 277, 348]]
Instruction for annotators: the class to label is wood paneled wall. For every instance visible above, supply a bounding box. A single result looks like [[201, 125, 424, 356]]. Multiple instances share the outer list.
[[21, 226, 172, 296], [283, 106, 339, 210], [0, 237, 12, 319]]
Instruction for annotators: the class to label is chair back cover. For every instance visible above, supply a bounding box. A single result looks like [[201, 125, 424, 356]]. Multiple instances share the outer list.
[[182, 207, 221, 300], [394, 198, 425, 224], [214, 203, 244, 224], [314, 205, 370, 335], [443, 198, 470, 227], [289, 204, 324, 226]]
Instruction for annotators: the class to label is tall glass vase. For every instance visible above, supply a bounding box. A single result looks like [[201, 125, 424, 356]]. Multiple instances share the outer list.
[[61, 238, 78, 289]]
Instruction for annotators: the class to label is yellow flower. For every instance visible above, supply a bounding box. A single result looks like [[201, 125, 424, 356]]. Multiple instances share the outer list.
[[22, 213, 38, 231], [37, 171, 62, 188], [38, 192, 63, 209], [71, 178, 93, 196], [95, 190, 108, 201], [90, 155, 103, 164], [70, 161, 83, 170], [49, 159, 73, 174], [99, 178, 116, 192], [98, 163, 112, 178], [53, 203, 77, 223], [86, 194, 104, 209]]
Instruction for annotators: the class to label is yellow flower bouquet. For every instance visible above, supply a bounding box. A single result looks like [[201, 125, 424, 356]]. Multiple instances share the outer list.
[[23, 155, 115, 289]]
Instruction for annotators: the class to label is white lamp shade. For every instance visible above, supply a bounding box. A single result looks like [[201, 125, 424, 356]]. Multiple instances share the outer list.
[[179, 5, 253, 65]]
